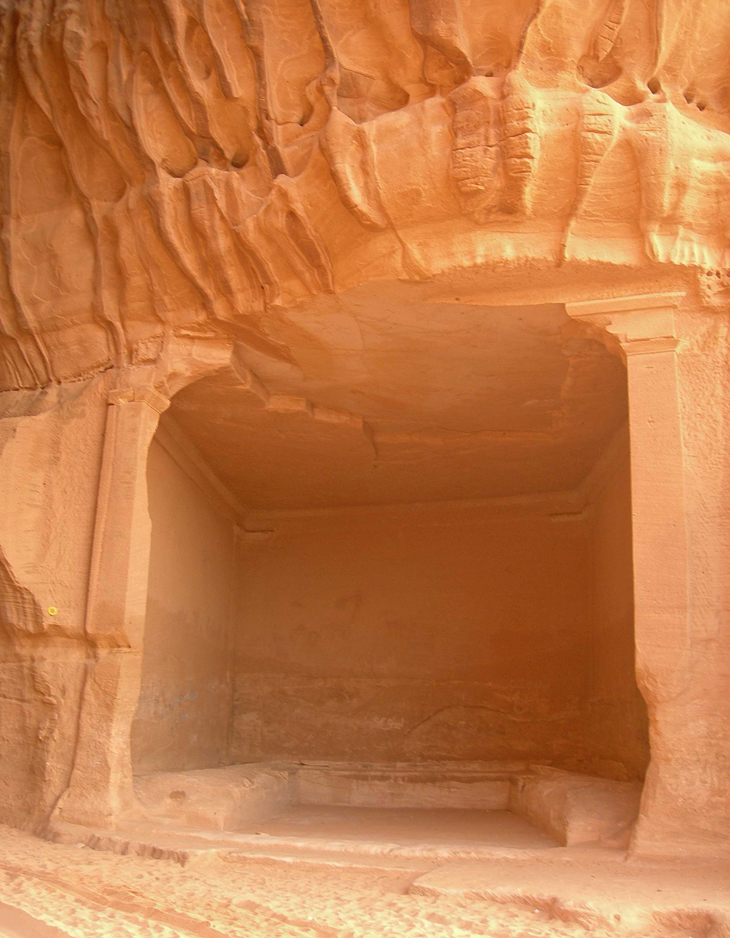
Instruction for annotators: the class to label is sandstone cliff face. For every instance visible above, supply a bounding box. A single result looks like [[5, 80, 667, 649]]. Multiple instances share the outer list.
[[1, 0, 730, 391], [1, 1, 730, 855]]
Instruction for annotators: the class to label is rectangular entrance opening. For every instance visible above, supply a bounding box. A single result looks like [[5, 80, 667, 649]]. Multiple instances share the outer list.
[[130, 298, 649, 853]]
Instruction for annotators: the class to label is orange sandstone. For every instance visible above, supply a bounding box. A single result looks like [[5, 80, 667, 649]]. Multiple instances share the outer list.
[[1, 1, 729, 932]]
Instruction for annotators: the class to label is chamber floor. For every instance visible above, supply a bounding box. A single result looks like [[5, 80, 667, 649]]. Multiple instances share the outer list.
[[247, 806, 559, 849]]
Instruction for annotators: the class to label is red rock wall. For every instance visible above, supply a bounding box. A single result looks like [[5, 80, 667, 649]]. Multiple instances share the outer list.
[[131, 431, 237, 775], [0, 380, 108, 830], [587, 435, 649, 780], [3, 1, 730, 392], [231, 499, 597, 768], [129, 419, 649, 783]]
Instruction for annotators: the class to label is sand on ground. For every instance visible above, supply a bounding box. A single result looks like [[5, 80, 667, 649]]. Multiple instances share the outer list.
[[0, 824, 728, 938]]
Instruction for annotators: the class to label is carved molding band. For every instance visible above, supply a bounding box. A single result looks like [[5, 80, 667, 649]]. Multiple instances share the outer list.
[[107, 387, 171, 414]]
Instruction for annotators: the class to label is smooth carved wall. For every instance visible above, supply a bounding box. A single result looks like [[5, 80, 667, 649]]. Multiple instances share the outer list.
[[131, 429, 237, 775], [231, 502, 597, 769], [588, 438, 649, 780], [131, 420, 647, 781]]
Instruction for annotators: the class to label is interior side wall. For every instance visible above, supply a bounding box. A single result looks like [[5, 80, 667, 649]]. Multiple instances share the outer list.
[[131, 433, 237, 775], [232, 502, 594, 767], [588, 437, 650, 779]]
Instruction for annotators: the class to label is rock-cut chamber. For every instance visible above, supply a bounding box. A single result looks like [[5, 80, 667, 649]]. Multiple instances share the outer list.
[[130, 292, 649, 804]]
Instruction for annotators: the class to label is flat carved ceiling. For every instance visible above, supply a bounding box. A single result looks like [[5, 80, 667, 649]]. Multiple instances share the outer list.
[[169, 284, 627, 510]]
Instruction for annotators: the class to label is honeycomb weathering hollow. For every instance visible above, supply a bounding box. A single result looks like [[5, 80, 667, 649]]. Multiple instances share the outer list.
[[2, 0, 730, 387]]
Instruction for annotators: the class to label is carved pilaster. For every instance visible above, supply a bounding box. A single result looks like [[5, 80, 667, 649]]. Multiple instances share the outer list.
[[566, 292, 730, 857], [566, 293, 689, 700], [52, 386, 169, 830]]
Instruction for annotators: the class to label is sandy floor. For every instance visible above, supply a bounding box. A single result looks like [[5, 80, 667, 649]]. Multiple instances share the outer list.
[[0, 824, 728, 938]]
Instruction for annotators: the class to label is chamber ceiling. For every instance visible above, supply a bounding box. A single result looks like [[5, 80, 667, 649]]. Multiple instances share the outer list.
[[169, 284, 627, 509]]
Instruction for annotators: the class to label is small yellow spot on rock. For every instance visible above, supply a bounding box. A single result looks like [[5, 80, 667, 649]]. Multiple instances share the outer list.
[[47, 606, 58, 616]]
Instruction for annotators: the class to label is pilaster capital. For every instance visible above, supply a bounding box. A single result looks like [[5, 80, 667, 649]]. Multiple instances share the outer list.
[[565, 292, 685, 355], [107, 386, 170, 414]]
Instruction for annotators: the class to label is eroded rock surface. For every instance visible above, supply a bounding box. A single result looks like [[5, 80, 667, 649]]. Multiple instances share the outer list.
[[2, 0, 730, 388]]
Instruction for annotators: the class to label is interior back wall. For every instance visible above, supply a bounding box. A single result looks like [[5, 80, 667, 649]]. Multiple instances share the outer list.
[[231, 500, 594, 767]]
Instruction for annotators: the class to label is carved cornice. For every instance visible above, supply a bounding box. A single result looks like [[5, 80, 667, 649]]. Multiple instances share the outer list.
[[107, 387, 170, 414], [565, 292, 685, 354]]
